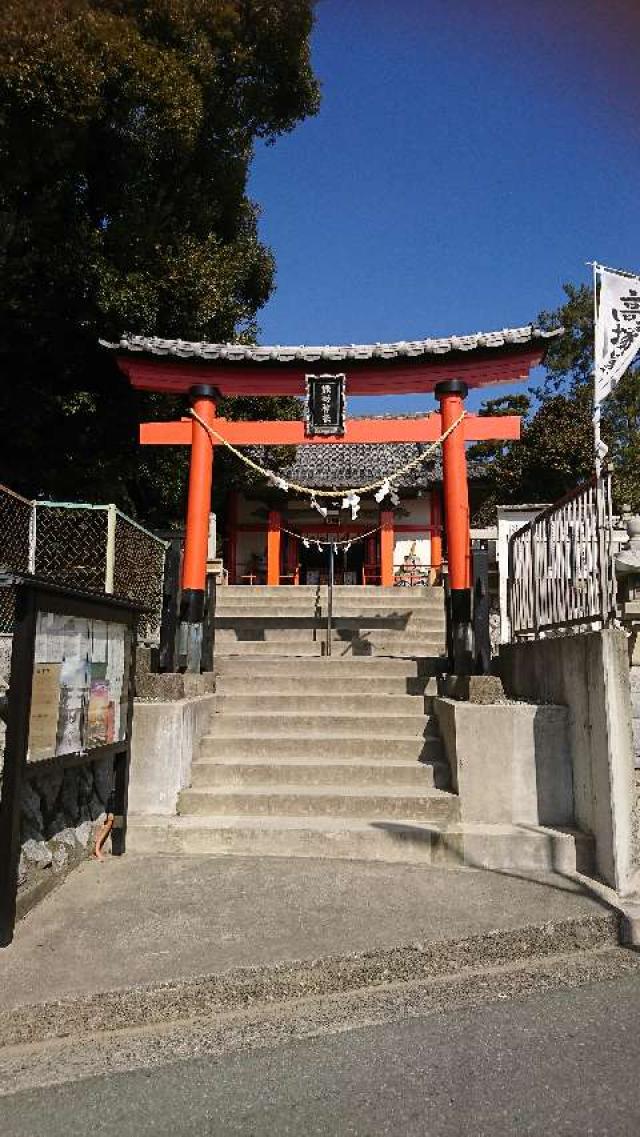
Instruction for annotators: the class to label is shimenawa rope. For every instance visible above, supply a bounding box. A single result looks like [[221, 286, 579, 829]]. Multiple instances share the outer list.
[[188, 409, 466, 499]]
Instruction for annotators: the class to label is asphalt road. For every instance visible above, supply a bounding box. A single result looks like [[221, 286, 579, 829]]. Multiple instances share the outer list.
[[2, 972, 640, 1137]]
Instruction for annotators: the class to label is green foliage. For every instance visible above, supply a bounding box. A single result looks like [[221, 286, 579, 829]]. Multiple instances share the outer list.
[[0, 0, 319, 524], [212, 394, 302, 519], [471, 284, 640, 521]]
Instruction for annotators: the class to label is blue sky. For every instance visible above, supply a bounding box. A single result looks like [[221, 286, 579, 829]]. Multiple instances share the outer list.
[[248, 0, 640, 414]]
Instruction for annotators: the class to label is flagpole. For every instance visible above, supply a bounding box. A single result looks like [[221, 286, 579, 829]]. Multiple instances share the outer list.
[[593, 261, 601, 478]]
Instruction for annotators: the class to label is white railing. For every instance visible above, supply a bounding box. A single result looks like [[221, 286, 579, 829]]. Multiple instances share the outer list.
[[508, 471, 617, 639]]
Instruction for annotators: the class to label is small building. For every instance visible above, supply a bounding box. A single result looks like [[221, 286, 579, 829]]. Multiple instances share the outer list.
[[225, 419, 488, 585]]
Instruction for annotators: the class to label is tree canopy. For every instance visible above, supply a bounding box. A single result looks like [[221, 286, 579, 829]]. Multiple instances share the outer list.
[[0, 0, 319, 523], [470, 284, 640, 521]]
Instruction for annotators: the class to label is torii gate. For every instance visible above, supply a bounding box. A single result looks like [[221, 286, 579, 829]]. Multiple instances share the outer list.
[[105, 324, 559, 662]]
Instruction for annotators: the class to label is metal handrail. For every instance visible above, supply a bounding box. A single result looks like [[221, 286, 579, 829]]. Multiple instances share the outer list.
[[326, 543, 334, 656], [507, 468, 617, 640]]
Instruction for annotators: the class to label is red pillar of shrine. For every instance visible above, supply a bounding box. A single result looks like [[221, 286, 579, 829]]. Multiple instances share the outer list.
[[267, 510, 281, 585], [435, 380, 471, 589], [430, 488, 443, 579], [181, 384, 218, 629], [435, 379, 472, 672], [227, 490, 238, 585], [380, 510, 395, 587]]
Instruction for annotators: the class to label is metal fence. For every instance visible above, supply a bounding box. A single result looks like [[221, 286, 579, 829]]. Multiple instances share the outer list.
[[508, 471, 617, 640], [0, 486, 167, 641], [0, 486, 33, 636]]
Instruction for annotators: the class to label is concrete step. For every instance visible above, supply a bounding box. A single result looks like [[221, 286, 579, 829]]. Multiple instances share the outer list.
[[212, 693, 435, 715], [178, 785, 460, 822], [128, 815, 594, 872], [220, 591, 445, 600], [214, 674, 439, 696], [215, 631, 445, 650], [199, 735, 444, 762], [214, 657, 439, 677], [215, 604, 445, 617], [215, 641, 325, 656], [190, 757, 450, 790], [205, 712, 437, 737], [215, 601, 446, 613], [216, 598, 445, 611], [214, 613, 446, 628], [215, 641, 447, 660]]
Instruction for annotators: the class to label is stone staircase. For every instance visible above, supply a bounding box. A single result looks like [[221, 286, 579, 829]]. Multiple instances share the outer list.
[[212, 583, 448, 658], [168, 586, 460, 862], [176, 653, 457, 860], [131, 586, 588, 870]]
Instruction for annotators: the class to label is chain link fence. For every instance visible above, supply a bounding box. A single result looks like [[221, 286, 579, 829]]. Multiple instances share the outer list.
[[32, 503, 108, 595], [112, 511, 167, 641], [0, 485, 167, 642], [0, 485, 33, 636]]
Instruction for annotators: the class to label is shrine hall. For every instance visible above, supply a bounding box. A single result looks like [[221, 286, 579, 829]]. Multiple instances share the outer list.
[[221, 435, 489, 587], [105, 323, 560, 613]]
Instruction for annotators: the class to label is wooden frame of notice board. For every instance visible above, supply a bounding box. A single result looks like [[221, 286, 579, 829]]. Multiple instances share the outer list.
[[0, 573, 142, 946]]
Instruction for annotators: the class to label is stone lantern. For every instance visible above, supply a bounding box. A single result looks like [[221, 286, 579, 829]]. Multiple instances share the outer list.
[[616, 513, 640, 623]]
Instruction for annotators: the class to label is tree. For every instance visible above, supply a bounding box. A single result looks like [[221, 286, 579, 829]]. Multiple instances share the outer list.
[[470, 284, 640, 521], [0, 0, 319, 524]]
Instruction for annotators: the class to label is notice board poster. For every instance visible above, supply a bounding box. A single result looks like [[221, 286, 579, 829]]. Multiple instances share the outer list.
[[27, 613, 132, 762]]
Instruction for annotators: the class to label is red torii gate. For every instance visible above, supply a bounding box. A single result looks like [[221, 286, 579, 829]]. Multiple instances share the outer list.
[[105, 324, 559, 653]]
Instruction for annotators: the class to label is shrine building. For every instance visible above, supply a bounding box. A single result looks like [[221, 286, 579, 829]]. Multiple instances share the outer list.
[[225, 431, 488, 586]]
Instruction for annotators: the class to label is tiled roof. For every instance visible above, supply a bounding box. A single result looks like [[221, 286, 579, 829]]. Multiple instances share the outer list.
[[103, 325, 561, 364], [250, 442, 487, 491]]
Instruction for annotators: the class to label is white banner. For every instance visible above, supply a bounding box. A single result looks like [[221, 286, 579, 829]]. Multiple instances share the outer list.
[[595, 265, 640, 406]]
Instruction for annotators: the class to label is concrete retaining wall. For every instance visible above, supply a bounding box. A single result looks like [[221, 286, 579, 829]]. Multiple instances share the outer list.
[[434, 699, 573, 829], [500, 629, 636, 894], [129, 695, 215, 816]]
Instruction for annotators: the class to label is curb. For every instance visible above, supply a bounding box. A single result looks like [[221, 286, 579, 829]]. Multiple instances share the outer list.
[[0, 911, 620, 1050]]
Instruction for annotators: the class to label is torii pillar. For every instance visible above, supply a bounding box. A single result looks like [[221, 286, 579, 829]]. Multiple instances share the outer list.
[[181, 384, 219, 669], [436, 380, 472, 673]]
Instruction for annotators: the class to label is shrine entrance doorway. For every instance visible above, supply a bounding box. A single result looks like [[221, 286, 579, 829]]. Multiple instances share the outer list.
[[298, 539, 365, 586]]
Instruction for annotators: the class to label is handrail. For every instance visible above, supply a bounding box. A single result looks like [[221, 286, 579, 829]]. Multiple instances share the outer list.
[[507, 468, 617, 640], [509, 472, 601, 542], [326, 544, 334, 656]]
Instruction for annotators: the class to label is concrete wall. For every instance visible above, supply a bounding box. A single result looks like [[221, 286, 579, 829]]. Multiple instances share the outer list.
[[128, 695, 215, 815], [434, 699, 573, 829], [500, 629, 636, 894]]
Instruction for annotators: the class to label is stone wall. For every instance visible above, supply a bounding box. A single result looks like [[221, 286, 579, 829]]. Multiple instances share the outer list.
[[18, 757, 114, 898], [434, 698, 573, 828], [129, 694, 215, 815], [500, 628, 636, 894]]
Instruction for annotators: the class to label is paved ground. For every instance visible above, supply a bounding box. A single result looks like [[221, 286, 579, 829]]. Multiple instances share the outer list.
[[2, 971, 640, 1135], [0, 854, 612, 1009]]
